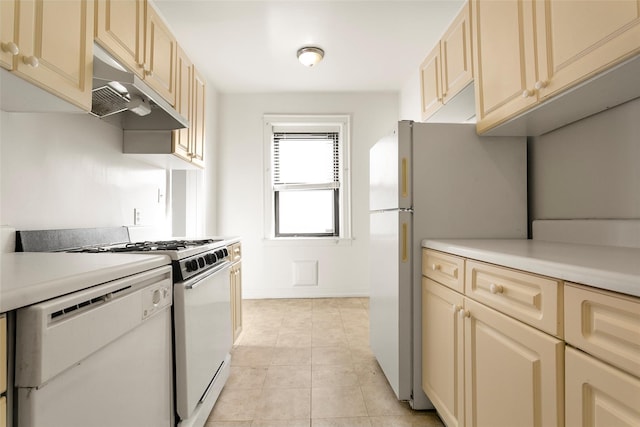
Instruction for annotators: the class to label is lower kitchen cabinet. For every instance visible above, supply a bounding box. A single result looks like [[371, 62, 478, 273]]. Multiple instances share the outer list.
[[229, 242, 242, 343], [463, 297, 564, 427], [1, 396, 5, 427], [565, 346, 640, 427], [422, 278, 464, 427], [1, 313, 5, 427]]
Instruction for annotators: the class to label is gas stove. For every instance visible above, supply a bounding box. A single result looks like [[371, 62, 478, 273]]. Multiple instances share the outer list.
[[15, 228, 231, 282]]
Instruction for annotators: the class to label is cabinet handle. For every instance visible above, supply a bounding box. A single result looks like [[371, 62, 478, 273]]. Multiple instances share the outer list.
[[452, 304, 462, 314], [534, 80, 548, 90], [489, 283, 504, 294], [522, 89, 534, 98], [22, 55, 39, 68], [431, 263, 441, 271], [1, 41, 19, 56], [145, 69, 153, 77], [459, 309, 470, 319]]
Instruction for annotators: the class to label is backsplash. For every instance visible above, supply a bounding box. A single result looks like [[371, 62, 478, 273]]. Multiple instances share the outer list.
[[0, 111, 169, 234]]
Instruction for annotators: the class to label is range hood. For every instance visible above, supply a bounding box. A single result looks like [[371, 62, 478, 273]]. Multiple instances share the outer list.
[[92, 44, 188, 130]]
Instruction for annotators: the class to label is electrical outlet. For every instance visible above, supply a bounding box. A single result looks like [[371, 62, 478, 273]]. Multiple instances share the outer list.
[[134, 208, 142, 225]]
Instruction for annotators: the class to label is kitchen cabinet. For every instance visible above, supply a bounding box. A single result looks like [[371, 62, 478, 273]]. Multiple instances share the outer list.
[[173, 45, 194, 164], [422, 249, 564, 427], [564, 283, 640, 426], [1, 314, 6, 427], [463, 297, 564, 427], [229, 243, 242, 343], [420, 2, 473, 121], [422, 278, 464, 427], [95, 0, 178, 107], [472, 0, 640, 134], [144, 3, 176, 106], [173, 49, 205, 168], [94, 0, 146, 78], [0, 0, 17, 70], [565, 347, 640, 427], [7, 0, 94, 110]]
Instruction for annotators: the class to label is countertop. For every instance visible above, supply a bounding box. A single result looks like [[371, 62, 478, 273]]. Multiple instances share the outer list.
[[422, 239, 640, 298], [0, 252, 170, 312]]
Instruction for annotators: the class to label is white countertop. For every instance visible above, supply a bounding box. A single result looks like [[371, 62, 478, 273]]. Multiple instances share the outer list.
[[422, 239, 640, 298], [0, 252, 171, 312]]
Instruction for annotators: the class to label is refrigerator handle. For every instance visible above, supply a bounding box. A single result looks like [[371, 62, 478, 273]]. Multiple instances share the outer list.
[[402, 222, 408, 262], [401, 158, 408, 198]]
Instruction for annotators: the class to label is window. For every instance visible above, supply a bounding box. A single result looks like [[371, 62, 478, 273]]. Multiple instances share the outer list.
[[264, 115, 351, 240]]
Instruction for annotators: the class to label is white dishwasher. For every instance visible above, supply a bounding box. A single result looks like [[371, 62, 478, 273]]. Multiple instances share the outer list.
[[14, 265, 173, 427]]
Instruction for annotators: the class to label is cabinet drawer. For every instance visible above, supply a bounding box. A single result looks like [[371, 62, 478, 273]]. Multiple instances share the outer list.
[[565, 346, 640, 427], [422, 249, 465, 293], [565, 283, 640, 378], [0, 315, 5, 394], [465, 260, 562, 337], [229, 242, 241, 262]]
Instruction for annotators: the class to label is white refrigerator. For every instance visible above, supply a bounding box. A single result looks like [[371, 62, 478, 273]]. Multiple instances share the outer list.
[[369, 121, 527, 409]]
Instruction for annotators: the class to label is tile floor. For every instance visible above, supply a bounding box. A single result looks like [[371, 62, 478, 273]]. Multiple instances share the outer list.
[[205, 297, 444, 427]]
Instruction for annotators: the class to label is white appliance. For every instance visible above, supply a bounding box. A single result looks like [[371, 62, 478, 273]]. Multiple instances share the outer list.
[[369, 121, 527, 409], [15, 229, 234, 427], [15, 265, 174, 427]]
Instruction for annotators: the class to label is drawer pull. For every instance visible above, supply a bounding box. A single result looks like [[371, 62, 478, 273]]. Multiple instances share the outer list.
[[490, 283, 504, 294], [452, 304, 462, 314], [459, 309, 470, 319], [431, 263, 441, 271]]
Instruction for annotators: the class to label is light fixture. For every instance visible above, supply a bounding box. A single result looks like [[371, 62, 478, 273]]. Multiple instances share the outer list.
[[297, 46, 324, 67]]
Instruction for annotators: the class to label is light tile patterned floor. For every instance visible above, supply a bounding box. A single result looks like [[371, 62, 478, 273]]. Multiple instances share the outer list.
[[205, 298, 444, 427]]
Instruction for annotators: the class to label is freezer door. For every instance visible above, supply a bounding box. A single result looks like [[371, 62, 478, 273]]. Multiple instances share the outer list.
[[369, 209, 412, 400], [369, 121, 412, 211]]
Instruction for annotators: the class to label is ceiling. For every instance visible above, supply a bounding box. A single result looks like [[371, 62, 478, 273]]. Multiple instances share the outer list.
[[152, 0, 466, 93]]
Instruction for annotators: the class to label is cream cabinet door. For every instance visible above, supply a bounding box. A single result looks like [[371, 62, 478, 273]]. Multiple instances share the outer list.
[[173, 44, 193, 163], [464, 297, 564, 427], [190, 68, 206, 168], [0, 315, 5, 394], [420, 43, 443, 121], [1, 0, 17, 70], [0, 396, 5, 427], [566, 346, 640, 427], [441, 1, 473, 105], [471, 0, 538, 134], [422, 278, 464, 427], [14, 0, 94, 110], [95, 0, 145, 77], [144, 4, 176, 106], [230, 262, 243, 343], [535, 0, 640, 101]]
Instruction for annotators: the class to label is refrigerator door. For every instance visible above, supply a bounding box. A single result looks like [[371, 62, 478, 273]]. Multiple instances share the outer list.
[[369, 121, 412, 211], [369, 209, 412, 401]]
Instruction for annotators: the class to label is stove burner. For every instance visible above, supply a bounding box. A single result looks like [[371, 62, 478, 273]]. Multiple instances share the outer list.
[[66, 239, 223, 253]]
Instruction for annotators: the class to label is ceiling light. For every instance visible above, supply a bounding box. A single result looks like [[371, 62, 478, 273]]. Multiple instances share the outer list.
[[297, 47, 324, 67]]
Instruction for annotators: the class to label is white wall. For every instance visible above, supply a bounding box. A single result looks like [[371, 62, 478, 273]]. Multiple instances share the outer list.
[[399, 68, 422, 121], [215, 92, 398, 298], [0, 111, 169, 236], [530, 97, 640, 220]]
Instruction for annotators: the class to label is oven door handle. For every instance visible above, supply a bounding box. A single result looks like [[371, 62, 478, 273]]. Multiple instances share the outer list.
[[183, 261, 232, 290]]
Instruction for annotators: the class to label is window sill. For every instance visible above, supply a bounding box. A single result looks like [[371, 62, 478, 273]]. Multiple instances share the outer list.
[[262, 237, 353, 247]]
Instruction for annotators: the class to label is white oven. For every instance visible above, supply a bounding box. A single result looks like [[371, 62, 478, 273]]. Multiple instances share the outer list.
[[14, 265, 173, 427], [173, 260, 232, 427]]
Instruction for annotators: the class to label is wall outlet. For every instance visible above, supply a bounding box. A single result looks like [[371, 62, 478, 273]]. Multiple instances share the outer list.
[[134, 208, 142, 225]]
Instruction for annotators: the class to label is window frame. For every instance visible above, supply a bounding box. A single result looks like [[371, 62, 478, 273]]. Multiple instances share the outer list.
[[263, 114, 352, 242]]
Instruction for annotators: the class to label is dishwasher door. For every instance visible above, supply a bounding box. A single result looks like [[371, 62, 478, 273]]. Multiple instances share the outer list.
[[15, 265, 173, 427]]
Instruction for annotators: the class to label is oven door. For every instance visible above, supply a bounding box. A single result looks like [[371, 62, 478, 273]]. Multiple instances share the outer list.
[[173, 261, 232, 422]]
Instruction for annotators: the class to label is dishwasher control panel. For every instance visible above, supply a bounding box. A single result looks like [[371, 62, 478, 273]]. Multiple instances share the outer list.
[[142, 282, 172, 320]]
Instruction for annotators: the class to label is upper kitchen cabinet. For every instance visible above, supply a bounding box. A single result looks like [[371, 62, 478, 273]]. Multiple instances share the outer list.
[[94, 0, 146, 78], [7, 0, 94, 111], [1, 0, 18, 70], [172, 46, 205, 168], [420, 1, 475, 123], [144, 3, 176, 106], [95, 0, 176, 106], [472, 0, 640, 135]]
